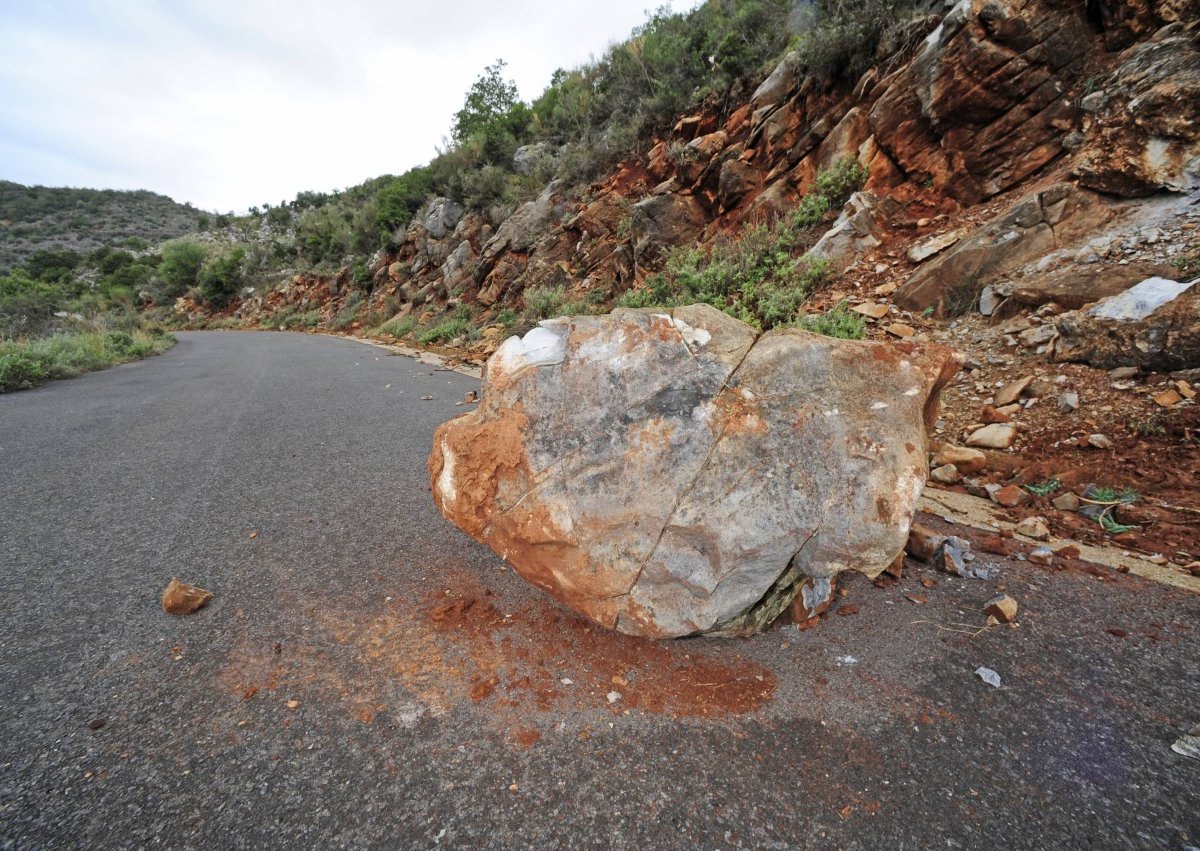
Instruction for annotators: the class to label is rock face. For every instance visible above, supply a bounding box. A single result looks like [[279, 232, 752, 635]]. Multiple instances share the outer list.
[[1054, 276, 1200, 369], [1073, 22, 1200, 197], [807, 191, 896, 270], [895, 184, 1112, 311], [870, 0, 1089, 203], [430, 305, 959, 638]]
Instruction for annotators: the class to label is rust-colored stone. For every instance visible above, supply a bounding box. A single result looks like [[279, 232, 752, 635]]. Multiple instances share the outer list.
[[162, 578, 213, 615]]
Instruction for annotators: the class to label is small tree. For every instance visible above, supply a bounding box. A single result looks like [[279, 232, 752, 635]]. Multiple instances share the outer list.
[[452, 59, 521, 143], [451, 59, 531, 165]]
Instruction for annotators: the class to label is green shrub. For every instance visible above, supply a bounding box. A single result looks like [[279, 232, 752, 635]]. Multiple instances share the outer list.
[[375, 167, 435, 238], [0, 328, 175, 392], [417, 305, 476, 345], [793, 303, 866, 339], [0, 269, 63, 338], [629, 216, 832, 329], [522, 285, 566, 321], [351, 258, 373, 292], [417, 317, 472, 345], [794, 0, 926, 81], [157, 239, 208, 299], [331, 298, 361, 331], [451, 59, 531, 167], [612, 159, 859, 327], [792, 158, 868, 228], [381, 315, 416, 338], [0, 351, 49, 390], [197, 247, 245, 309], [103, 330, 136, 355]]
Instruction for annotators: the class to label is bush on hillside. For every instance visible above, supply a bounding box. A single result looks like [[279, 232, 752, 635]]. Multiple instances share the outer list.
[[157, 239, 208, 299], [796, 0, 928, 80], [196, 248, 246, 309]]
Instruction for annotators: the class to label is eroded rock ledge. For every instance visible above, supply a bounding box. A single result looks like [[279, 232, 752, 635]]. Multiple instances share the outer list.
[[430, 305, 960, 637]]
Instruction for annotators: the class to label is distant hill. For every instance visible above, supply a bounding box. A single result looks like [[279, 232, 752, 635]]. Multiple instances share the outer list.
[[0, 181, 201, 270]]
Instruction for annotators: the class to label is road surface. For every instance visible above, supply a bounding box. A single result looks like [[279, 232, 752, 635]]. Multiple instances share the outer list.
[[1, 330, 1197, 849]]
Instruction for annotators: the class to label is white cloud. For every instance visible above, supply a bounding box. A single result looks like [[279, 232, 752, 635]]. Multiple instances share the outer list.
[[0, 0, 700, 211]]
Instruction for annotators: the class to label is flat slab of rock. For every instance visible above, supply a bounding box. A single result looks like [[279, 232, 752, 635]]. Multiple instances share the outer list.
[[1055, 276, 1200, 370], [966, 423, 1017, 449], [430, 304, 959, 638]]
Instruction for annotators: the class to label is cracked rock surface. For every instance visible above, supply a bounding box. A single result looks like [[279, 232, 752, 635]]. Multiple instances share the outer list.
[[430, 305, 959, 637]]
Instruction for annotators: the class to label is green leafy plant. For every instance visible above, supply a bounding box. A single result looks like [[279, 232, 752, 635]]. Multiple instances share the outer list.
[[1098, 513, 1136, 536], [1085, 486, 1139, 505], [1129, 417, 1166, 437], [793, 304, 866, 339], [1024, 479, 1062, 497], [1081, 485, 1140, 536], [381, 315, 416, 338]]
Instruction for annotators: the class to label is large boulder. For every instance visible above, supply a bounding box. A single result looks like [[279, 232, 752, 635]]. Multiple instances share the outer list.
[[807, 191, 898, 271], [750, 51, 800, 113], [1054, 275, 1200, 370], [430, 305, 959, 638]]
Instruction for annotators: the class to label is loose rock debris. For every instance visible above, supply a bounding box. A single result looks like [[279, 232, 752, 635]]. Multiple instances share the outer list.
[[1172, 725, 1200, 760], [984, 594, 1019, 623], [907, 525, 1000, 580], [161, 578, 213, 615], [975, 667, 1002, 688]]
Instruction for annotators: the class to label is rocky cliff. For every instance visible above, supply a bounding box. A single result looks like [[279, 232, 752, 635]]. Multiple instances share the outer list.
[[213, 0, 1197, 354]]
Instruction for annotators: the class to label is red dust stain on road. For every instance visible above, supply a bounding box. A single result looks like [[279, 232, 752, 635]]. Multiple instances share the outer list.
[[512, 729, 542, 748], [215, 566, 775, 735], [416, 573, 776, 719]]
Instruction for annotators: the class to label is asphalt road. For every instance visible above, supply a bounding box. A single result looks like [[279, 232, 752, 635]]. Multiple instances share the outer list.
[[1, 330, 1198, 850]]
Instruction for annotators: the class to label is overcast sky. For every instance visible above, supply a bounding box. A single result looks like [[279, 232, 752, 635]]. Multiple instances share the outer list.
[[0, 1, 701, 212]]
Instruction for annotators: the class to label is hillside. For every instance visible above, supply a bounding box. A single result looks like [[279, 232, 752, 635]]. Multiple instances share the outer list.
[[0, 180, 201, 271]]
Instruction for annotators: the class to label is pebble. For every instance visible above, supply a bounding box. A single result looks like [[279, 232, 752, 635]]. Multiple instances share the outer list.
[[1014, 516, 1051, 540], [984, 594, 1019, 623], [1051, 492, 1080, 511], [1028, 547, 1054, 565], [992, 484, 1030, 508], [975, 667, 1002, 688], [930, 463, 961, 484], [966, 423, 1017, 449], [1057, 392, 1079, 412]]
